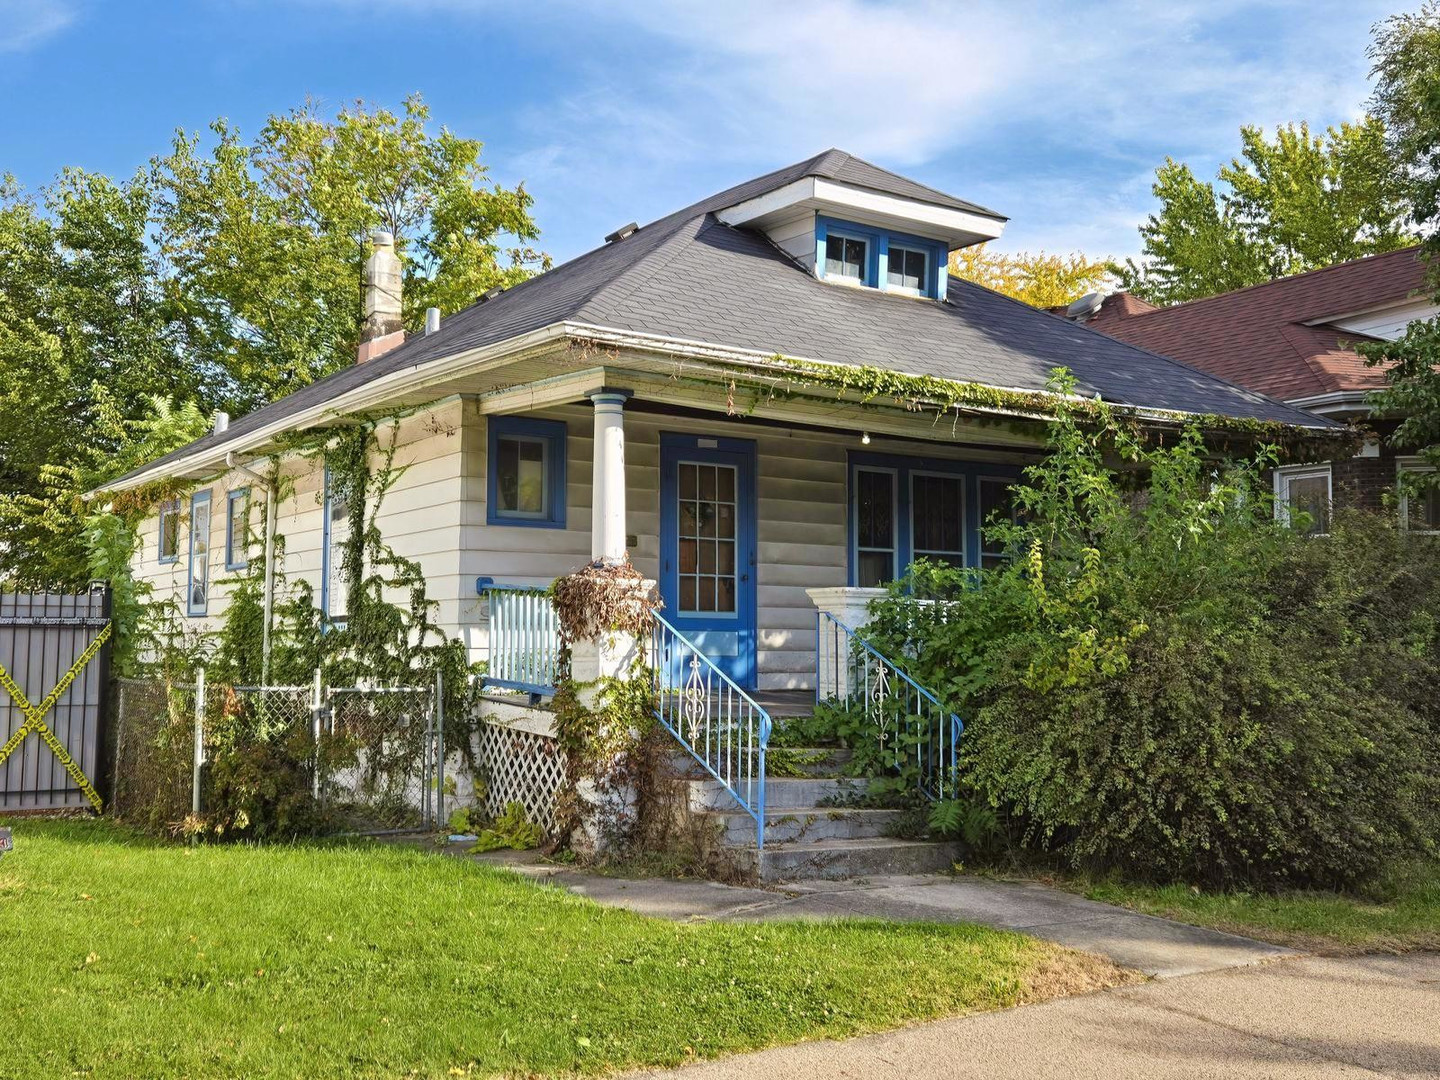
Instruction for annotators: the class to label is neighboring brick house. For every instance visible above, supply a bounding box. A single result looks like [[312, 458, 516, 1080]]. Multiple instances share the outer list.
[[1069, 247, 1440, 533]]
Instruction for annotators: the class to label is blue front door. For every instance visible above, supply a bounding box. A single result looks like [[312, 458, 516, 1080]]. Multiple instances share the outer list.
[[659, 434, 757, 689]]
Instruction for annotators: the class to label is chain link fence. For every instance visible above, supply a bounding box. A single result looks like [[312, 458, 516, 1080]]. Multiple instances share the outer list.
[[112, 670, 441, 836]]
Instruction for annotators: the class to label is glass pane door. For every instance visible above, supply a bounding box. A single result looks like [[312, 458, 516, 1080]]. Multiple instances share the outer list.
[[677, 462, 738, 615]]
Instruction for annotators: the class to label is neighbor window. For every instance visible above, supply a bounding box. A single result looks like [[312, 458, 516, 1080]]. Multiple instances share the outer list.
[[322, 468, 350, 624], [1274, 465, 1332, 536], [824, 233, 868, 284], [158, 499, 180, 563], [1399, 461, 1440, 533], [978, 478, 1019, 569], [487, 416, 567, 528], [887, 244, 929, 295], [187, 491, 211, 617], [225, 488, 250, 571]]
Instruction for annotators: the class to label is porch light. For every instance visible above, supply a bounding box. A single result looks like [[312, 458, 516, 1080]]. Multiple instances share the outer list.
[[861, 432, 871, 445]]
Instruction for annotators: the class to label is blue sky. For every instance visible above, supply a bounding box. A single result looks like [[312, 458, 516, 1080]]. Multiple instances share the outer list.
[[0, 0, 1399, 265]]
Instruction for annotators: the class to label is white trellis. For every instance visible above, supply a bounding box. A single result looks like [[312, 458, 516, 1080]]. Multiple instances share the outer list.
[[475, 721, 566, 834]]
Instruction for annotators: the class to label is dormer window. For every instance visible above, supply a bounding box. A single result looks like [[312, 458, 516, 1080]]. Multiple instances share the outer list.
[[887, 243, 929, 296], [824, 232, 869, 285], [815, 217, 947, 300]]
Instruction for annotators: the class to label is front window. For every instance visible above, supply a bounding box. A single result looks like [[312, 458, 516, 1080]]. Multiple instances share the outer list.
[[1275, 466, 1331, 536], [187, 491, 211, 617], [1400, 462, 1440, 533], [487, 416, 567, 528], [824, 233, 868, 284], [978, 478, 1019, 569], [910, 472, 965, 567], [854, 468, 897, 587], [887, 244, 929, 295]]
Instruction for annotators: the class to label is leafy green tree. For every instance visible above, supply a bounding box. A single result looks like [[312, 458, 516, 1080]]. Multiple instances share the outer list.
[[154, 94, 547, 409], [1364, 5, 1440, 474], [0, 94, 546, 587], [1123, 119, 1413, 304]]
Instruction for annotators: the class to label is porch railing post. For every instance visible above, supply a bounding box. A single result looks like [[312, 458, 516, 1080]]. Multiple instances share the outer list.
[[311, 667, 323, 802], [435, 668, 445, 829]]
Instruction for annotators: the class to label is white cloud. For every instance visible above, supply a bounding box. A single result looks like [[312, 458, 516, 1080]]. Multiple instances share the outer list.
[[0, 0, 76, 53], [304, 0, 1399, 260]]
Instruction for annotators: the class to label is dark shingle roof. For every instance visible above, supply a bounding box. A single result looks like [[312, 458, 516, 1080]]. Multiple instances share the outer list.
[[117, 152, 1328, 485]]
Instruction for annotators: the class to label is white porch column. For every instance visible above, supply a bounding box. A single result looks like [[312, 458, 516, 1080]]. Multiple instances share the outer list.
[[590, 391, 630, 562], [807, 586, 888, 700]]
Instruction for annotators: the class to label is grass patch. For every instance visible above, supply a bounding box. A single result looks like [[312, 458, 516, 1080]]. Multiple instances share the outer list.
[[0, 818, 1124, 1079], [1075, 863, 1440, 954]]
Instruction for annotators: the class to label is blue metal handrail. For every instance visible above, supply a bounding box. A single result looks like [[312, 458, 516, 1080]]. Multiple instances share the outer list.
[[816, 611, 964, 801], [476, 579, 560, 696], [651, 611, 773, 848]]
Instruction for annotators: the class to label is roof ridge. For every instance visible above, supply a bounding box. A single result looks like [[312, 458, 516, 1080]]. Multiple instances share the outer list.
[[1121, 244, 1426, 322]]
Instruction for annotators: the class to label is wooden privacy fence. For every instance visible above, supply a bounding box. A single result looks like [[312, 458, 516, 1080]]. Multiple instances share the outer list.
[[0, 588, 112, 812]]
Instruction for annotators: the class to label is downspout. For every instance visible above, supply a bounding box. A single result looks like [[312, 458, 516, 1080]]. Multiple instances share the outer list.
[[227, 452, 278, 683]]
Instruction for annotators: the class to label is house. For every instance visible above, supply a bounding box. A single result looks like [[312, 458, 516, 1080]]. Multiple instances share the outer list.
[[1069, 247, 1438, 534], [100, 148, 1330, 693]]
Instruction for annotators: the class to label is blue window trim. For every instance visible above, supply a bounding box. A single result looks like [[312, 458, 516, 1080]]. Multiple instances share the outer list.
[[816, 216, 950, 300], [321, 467, 346, 625], [225, 487, 250, 571], [846, 452, 1022, 586], [186, 490, 211, 617], [486, 415, 568, 529], [157, 499, 180, 564]]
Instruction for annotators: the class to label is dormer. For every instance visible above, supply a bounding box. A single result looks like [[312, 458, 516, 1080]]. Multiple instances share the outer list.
[[715, 150, 1006, 302]]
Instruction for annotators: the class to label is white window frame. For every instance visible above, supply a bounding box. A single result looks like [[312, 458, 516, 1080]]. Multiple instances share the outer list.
[[1398, 457, 1440, 534], [909, 470, 966, 566], [1273, 464, 1332, 535], [493, 433, 551, 521], [886, 242, 929, 297], [852, 465, 899, 587], [823, 230, 869, 288]]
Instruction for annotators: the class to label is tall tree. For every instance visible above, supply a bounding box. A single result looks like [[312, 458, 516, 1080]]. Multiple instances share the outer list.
[[1122, 119, 1413, 304], [1363, 4, 1440, 474], [949, 244, 1114, 308], [0, 94, 547, 587]]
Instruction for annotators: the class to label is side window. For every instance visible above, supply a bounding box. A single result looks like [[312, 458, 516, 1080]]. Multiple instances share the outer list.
[[158, 500, 180, 563], [187, 491, 212, 617], [1399, 462, 1440, 533], [824, 233, 868, 285], [225, 488, 250, 571], [1274, 465, 1332, 536], [487, 416, 567, 528], [322, 468, 350, 624]]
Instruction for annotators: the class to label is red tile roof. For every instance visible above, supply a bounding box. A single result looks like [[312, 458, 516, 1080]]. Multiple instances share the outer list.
[[1083, 247, 1429, 402]]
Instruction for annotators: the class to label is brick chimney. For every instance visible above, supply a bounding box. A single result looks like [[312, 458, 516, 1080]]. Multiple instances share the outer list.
[[357, 228, 405, 363]]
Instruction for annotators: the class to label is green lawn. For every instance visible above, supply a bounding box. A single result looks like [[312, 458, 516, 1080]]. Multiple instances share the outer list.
[[0, 819, 1119, 1079], [1079, 864, 1440, 954]]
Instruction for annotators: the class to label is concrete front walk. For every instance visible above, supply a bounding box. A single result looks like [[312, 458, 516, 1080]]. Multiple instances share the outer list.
[[638, 952, 1440, 1079], [465, 847, 1289, 978]]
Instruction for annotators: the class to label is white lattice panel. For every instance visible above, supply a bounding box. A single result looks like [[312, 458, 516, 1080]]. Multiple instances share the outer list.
[[476, 722, 565, 833]]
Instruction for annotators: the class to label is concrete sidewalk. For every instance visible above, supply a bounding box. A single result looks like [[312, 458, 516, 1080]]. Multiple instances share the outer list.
[[637, 952, 1440, 1079], [463, 846, 1289, 978]]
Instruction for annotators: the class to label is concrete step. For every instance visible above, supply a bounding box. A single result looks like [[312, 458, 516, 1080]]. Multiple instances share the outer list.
[[686, 776, 863, 812], [749, 837, 961, 883], [660, 746, 854, 781], [707, 806, 901, 845]]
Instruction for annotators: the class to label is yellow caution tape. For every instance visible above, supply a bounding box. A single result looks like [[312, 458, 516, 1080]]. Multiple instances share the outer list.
[[0, 622, 112, 811]]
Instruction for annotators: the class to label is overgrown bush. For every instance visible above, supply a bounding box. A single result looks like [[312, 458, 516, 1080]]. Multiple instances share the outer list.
[[864, 377, 1440, 890]]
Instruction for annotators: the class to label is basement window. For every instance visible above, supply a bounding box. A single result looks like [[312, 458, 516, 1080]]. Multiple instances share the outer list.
[[488, 416, 567, 528]]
